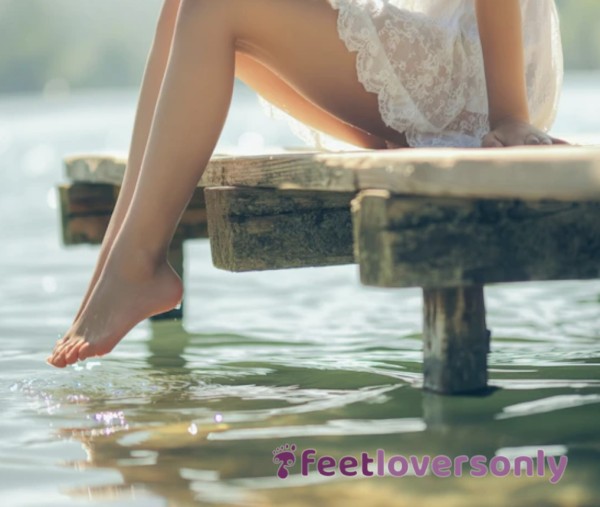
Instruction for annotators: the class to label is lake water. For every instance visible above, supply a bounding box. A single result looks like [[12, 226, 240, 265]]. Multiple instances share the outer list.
[[0, 73, 599, 507]]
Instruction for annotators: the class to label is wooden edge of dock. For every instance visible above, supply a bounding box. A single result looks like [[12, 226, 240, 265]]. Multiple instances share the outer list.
[[57, 147, 600, 395], [64, 146, 600, 202]]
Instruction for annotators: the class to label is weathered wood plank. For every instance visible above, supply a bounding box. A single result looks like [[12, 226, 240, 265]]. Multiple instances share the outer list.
[[204, 186, 355, 271], [423, 286, 489, 394], [352, 147, 600, 202], [352, 190, 600, 288], [65, 153, 229, 189], [64, 151, 355, 191], [65, 146, 600, 201], [58, 183, 209, 245]]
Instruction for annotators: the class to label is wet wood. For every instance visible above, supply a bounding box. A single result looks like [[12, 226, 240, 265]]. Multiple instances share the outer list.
[[352, 190, 600, 288], [66, 146, 600, 201], [422, 286, 490, 394], [204, 186, 355, 271]]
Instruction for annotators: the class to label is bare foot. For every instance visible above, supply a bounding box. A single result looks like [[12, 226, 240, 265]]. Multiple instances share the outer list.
[[47, 249, 183, 368]]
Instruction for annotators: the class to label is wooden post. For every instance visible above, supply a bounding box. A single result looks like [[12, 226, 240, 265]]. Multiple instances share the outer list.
[[422, 286, 490, 394], [151, 239, 185, 320]]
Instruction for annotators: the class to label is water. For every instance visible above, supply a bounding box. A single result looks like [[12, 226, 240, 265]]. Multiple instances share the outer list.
[[0, 74, 599, 507]]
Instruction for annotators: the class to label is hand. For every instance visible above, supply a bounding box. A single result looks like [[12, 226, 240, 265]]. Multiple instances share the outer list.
[[481, 119, 569, 148]]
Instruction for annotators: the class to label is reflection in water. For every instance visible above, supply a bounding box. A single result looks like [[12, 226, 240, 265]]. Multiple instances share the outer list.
[[11, 317, 597, 507]]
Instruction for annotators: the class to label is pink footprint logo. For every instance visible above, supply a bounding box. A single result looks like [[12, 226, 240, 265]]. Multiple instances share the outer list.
[[272, 443, 297, 479]]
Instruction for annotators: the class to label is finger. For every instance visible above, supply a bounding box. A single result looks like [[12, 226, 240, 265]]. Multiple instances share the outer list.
[[524, 134, 542, 146], [482, 132, 503, 148], [550, 136, 570, 145]]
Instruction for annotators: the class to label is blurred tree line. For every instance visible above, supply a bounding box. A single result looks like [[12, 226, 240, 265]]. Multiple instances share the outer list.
[[555, 0, 600, 70], [0, 0, 598, 95], [0, 0, 161, 94]]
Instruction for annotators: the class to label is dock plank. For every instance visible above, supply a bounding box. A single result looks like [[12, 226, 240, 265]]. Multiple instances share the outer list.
[[65, 147, 600, 201]]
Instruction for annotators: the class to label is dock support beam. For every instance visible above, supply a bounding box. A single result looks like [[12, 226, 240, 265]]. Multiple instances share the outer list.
[[422, 286, 489, 394], [204, 186, 355, 271]]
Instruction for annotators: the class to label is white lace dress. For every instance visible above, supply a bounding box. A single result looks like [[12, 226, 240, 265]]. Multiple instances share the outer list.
[[260, 0, 563, 149]]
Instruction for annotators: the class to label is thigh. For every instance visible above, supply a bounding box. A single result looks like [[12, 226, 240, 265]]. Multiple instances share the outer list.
[[235, 53, 390, 149], [227, 0, 406, 145]]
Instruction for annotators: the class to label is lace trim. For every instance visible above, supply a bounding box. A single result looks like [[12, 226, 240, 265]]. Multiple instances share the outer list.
[[329, 0, 490, 147], [259, 0, 563, 150]]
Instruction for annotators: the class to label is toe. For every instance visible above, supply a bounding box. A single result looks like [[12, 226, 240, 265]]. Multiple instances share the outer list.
[[78, 342, 96, 362], [50, 346, 65, 363], [64, 339, 85, 365], [48, 353, 68, 368], [51, 338, 71, 358], [50, 340, 75, 367], [46, 356, 60, 367], [65, 338, 90, 364]]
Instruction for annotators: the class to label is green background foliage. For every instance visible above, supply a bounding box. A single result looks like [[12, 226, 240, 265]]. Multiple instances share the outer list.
[[555, 0, 600, 70], [0, 0, 598, 95]]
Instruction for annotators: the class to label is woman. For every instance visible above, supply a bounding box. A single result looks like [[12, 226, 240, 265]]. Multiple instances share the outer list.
[[48, 0, 565, 367]]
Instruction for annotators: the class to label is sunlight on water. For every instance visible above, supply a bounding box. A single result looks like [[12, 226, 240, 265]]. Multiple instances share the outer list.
[[0, 76, 599, 506]]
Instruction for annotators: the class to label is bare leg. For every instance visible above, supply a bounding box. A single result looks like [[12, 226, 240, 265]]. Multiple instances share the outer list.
[[65, 0, 182, 329], [48, 0, 407, 367], [67, 0, 402, 342], [235, 54, 394, 149]]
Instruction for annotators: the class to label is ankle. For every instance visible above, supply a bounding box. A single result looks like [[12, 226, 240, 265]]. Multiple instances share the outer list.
[[106, 242, 168, 282]]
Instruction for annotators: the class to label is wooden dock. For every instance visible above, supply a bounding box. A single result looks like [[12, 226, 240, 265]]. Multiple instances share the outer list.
[[58, 147, 600, 395]]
